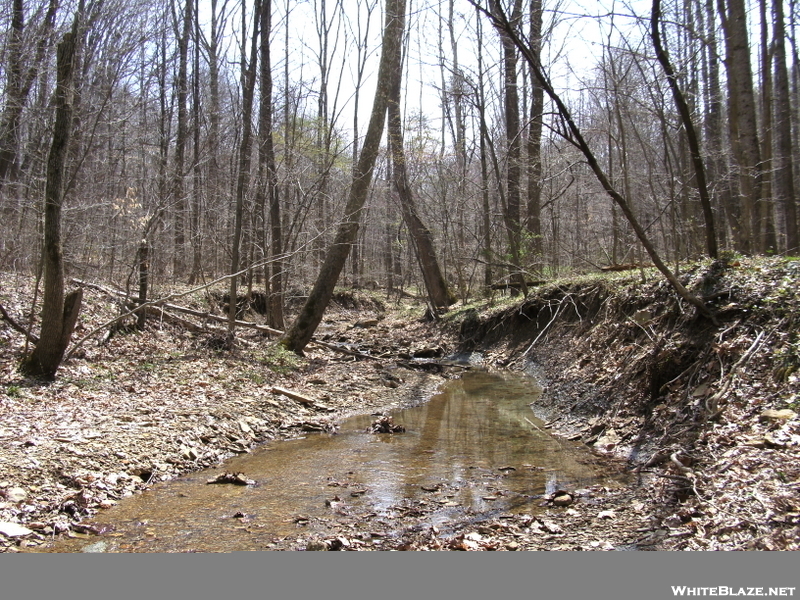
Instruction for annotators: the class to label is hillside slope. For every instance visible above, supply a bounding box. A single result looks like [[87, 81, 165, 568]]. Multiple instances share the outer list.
[[451, 256, 800, 550]]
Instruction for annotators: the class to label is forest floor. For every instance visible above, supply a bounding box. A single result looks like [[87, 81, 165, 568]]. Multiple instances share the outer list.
[[0, 256, 799, 552]]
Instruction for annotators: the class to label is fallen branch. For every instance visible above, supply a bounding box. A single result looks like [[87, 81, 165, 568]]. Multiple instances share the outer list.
[[516, 297, 569, 360], [705, 330, 766, 418], [161, 302, 282, 335], [67, 280, 379, 361], [0, 301, 39, 344], [156, 309, 206, 333], [71, 279, 128, 305], [160, 303, 376, 359], [271, 386, 316, 405]]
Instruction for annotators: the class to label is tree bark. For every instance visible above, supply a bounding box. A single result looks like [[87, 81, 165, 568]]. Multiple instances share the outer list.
[[255, 0, 284, 329], [136, 240, 149, 331], [475, 7, 493, 288], [228, 0, 261, 346], [772, 0, 799, 253], [493, 0, 526, 295], [525, 0, 544, 262], [718, 0, 761, 253], [758, 0, 777, 253], [172, 0, 192, 277], [702, 0, 730, 250], [21, 28, 83, 379], [188, 0, 203, 284], [281, 0, 405, 353], [0, 0, 58, 188]]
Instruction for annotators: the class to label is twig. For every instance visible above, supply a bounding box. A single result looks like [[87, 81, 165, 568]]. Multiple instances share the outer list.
[[705, 330, 766, 417], [524, 416, 565, 449], [519, 298, 568, 359]]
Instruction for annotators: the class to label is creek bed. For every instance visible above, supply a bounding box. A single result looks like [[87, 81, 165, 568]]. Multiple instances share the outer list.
[[39, 370, 619, 552]]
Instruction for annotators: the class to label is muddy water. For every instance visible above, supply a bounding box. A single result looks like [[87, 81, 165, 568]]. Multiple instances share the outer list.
[[42, 370, 611, 552]]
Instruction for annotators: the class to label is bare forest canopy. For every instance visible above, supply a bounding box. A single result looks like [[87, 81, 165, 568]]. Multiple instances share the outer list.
[[1, 0, 800, 332]]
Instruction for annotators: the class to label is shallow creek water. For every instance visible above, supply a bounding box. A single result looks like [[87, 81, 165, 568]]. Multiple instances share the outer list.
[[41, 370, 613, 552]]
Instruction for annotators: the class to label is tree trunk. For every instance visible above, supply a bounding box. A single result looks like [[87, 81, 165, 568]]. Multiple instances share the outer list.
[[387, 38, 455, 308], [188, 0, 203, 285], [256, 0, 284, 329], [281, 0, 405, 353], [758, 0, 777, 253], [0, 0, 58, 189], [136, 240, 149, 331], [493, 0, 526, 295], [525, 0, 544, 263], [718, 0, 761, 253], [475, 7, 493, 289], [702, 0, 730, 250], [487, 1, 714, 321], [773, 0, 799, 253], [228, 0, 261, 346], [173, 0, 192, 278], [651, 0, 718, 258], [21, 29, 82, 379]]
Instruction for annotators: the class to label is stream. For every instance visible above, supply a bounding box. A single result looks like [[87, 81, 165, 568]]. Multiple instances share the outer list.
[[40, 369, 618, 552]]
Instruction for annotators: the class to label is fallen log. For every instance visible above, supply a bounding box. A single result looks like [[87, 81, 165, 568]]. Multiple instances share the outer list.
[[69, 279, 378, 361], [489, 280, 546, 290], [271, 386, 316, 405], [0, 301, 39, 344], [600, 263, 654, 272], [71, 279, 129, 305], [161, 303, 282, 336]]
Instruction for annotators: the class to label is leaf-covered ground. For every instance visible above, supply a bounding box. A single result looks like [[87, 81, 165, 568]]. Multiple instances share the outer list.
[[0, 279, 449, 551], [1, 257, 799, 552]]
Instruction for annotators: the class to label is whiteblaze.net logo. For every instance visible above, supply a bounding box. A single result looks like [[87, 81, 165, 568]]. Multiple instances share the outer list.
[[672, 587, 796, 597]]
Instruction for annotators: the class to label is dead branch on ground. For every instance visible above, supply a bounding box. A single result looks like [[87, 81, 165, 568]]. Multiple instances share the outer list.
[[0, 302, 39, 344]]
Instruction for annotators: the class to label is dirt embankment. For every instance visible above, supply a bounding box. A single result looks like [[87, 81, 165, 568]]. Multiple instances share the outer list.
[[450, 257, 800, 550]]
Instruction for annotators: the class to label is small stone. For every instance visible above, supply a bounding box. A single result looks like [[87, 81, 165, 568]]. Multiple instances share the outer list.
[[81, 541, 108, 553], [552, 491, 574, 507], [759, 409, 797, 422], [354, 319, 379, 328], [0, 522, 33, 537], [5, 487, 27, 503], [306, 540, 328, 551]]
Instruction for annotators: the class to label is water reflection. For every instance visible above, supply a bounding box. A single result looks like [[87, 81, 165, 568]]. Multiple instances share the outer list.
[[40, 371, 605, 552]]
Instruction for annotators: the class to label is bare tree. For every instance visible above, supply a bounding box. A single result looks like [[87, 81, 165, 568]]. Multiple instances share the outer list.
[[188, 0, 203, 285], [171, 0, 192, 277], [772, 0, 799, 253], [484, 0, 714, 320], [255, 0, 284, 329], [651, 0, 717, 258], [0, 0, 58, 188], [21, 14, 84, 379], [387, 25, 456, 308], [281, 0, 406, 353], [525, 0, 544, 264], [757, 0, 777, 254], [492, 0, 527, 295], [227, 0, 261, 346], [717, 0, 761, 253]]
